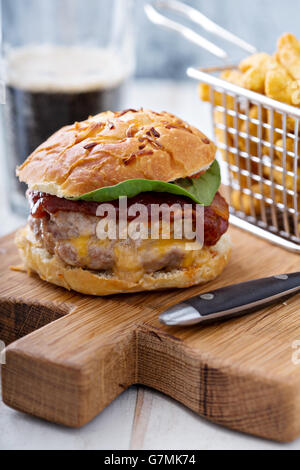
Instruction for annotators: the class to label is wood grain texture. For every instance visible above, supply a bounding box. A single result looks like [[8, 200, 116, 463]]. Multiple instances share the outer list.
[[1, 228, 300, 441]]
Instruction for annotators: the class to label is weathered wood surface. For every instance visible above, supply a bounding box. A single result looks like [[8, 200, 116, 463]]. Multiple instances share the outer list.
[[1, 227, 300, 442]]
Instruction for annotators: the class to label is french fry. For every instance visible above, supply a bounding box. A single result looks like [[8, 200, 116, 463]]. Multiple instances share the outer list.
[[275, 138, 299, 169], [213, 108, 251, 188], [238, 105, 267, 156], [263, 138, 300, 191], [239, 53, 277, 93], [276, 33, 300, 80], [214, 108, 234, 145], [239, 52, 276, 73], [232, 183, 299, 216], [198, 83, 211, 102], [263, 159, 300, 191], [265, 68, 300, 106], [263, 110, 296, 158], [198, 83, 235, 108], [221, 69, 244, 86], [231, 184, 265, 215], [198, 69, 243, 108]]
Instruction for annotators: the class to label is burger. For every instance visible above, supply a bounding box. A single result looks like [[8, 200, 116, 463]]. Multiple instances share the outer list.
[[16, 109, 231, 296]]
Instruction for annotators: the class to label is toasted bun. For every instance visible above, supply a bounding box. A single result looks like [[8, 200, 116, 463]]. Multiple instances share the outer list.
[[16, 227, 231, 296], [16, 109, 216, 198]]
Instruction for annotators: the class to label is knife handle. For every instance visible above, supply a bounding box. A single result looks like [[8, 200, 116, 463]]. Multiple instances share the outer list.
[[160, 273, 300, 326], [186, 272, 300, 324]]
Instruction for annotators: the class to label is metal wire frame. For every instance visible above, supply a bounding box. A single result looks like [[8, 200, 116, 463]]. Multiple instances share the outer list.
[[188, 66, 300, 253]]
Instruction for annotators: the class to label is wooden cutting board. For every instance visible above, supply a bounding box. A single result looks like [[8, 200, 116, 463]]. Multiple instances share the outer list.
[[1, 227, 300, 442]]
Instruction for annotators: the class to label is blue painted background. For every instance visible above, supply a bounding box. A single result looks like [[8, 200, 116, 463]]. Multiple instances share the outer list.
[[3, 0, 300, 79], [135, 0, 300, 78]]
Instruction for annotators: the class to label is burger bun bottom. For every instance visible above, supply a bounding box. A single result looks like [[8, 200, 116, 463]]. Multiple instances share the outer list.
[[16, 227, 232, 296]]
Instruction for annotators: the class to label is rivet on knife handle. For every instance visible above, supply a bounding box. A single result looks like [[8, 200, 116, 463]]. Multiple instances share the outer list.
[[159, 273, 300, 326]]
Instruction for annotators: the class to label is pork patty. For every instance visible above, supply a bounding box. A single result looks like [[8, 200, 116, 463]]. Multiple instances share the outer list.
[[28, 191, 229, 274]]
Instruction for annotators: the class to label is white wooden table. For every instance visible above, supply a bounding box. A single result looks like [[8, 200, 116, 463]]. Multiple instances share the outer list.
[[0, 80, 299, 450]]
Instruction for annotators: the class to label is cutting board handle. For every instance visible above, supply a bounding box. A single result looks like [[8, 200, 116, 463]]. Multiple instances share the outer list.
[[2, 301, 138, 427]]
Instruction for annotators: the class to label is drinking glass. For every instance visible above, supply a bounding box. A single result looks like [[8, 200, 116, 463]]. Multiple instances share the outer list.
[[1, 0, 135, 215]]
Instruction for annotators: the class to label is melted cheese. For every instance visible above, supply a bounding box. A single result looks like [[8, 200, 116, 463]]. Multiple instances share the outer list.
[[71, 235, 90, 259], [70, 236, 202, 283], [114, 244, 144, 283]]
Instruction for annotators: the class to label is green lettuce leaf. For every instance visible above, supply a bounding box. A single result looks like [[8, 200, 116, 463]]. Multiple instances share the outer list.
[[70, 160, 221, 206]]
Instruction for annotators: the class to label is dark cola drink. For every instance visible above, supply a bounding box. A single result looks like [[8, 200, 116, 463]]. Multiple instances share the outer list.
[[3, 46, 130, 214]]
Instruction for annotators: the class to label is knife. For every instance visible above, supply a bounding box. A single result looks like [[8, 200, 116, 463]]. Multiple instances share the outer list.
[[159, 273, 300, 326]]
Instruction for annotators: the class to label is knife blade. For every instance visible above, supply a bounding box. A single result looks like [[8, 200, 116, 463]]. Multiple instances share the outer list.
[[159, 273, 300, 326]]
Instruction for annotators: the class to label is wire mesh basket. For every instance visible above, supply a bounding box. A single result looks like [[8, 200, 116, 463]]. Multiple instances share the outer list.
[[188, 66, 300, 253]]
